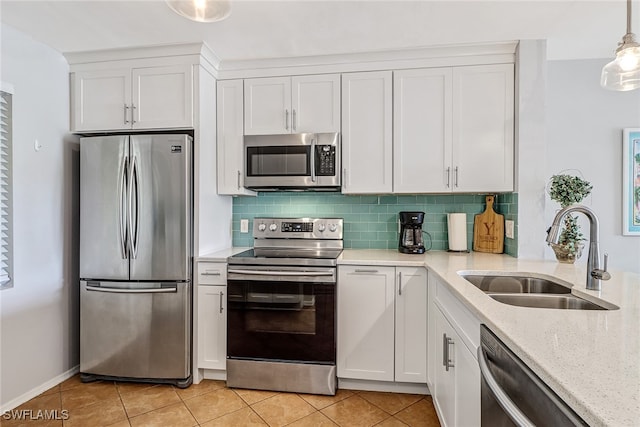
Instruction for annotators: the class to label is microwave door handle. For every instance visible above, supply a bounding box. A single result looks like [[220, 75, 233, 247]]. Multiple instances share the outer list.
[[310, 137, 316, 183]]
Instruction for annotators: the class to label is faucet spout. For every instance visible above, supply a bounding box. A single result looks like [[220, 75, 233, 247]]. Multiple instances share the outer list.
[[547, 204, 609, 291]]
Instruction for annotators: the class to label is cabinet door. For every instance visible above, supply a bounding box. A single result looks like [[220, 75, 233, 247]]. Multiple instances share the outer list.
[[433, 306, 456, 427], [197, 285, 227, 370], [395, 267, 427, 383], [244, 77, 291, 135], [291, 74, 341, 133], [216, 80, 256, 196], [341, 71, 393, 194], [132, 64, 193, 129], [72, 69, 131, 132], [452, 64, 514, 192], [337, 265, 395, 381], [454, 335, 481, 427], [393, 68, 452, 193]]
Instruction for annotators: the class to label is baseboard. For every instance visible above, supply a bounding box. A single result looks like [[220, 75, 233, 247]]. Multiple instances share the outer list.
[[338, 378, 431, 395], [202, 369, 226, 381], [0, 365, 79, 413]]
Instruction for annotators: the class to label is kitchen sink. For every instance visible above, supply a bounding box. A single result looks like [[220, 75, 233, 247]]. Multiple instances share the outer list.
[[461, 274, 572, 294], [489, 294, 609, 310]]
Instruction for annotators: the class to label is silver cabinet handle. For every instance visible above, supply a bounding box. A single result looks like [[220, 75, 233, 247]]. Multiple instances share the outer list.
[[285, 109, 289, 131], [86, 285, 177, 294], [343, 168, 347, 189], [131, 104, 137, 124], [454, 166, 459, 188], [354, 269, 378, 273], [124, 104, 130, 124], [201, 271, 222, 276], [477, 346, 535, 427], [219, 291, 224, 313], [237, 170, 241, 190], [398, 271, 402, 296], [446, 167, 451, 188], [443, 333, 455, 371], [292, 109, 297, 131]]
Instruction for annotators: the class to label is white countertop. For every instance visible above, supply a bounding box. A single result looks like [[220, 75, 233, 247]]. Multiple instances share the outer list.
[[339, 249, 640, 427], [196, 247, 250, 262]]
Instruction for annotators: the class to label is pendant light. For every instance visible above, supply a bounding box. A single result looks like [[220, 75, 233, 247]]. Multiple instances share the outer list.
[[601, 0, 640, 91], [166, 0, 231, 23]]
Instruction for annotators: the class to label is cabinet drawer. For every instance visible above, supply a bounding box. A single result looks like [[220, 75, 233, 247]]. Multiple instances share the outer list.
[[197, 262, 227, 285]]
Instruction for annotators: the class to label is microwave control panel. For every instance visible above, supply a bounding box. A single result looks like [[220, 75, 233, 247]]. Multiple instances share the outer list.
[[316, 145, 336, 176]]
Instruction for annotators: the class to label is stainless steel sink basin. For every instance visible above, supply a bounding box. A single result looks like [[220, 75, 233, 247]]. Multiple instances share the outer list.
[[461, 274, 572, 294], [489, 294, 608, 311]]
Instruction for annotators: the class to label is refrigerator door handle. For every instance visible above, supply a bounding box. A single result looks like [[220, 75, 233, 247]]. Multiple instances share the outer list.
[[86, 284, 178, 294], [128, 155, 139, 259], [119, 154, 129, 259]]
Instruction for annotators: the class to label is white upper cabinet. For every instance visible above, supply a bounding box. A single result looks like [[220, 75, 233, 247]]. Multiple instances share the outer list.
[[393, 63, 514, 193], [341, 71, 393, 194], [244, 74, 340, 135], [452, 64, 514, 193], [72, 64, 193, 132], [216, 79, 256, 196], [394, 68, 452, 193]]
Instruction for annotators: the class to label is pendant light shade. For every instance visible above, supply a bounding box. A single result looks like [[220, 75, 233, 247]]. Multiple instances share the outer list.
[[601, 0, 640, 91], [166, 0, 231, 23]]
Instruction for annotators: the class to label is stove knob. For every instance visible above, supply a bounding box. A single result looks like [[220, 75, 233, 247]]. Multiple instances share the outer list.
[[329, 224, 338, 232], [269, 223, 278, 232], [318, 223, 326, 232], [258, 223, 266, 232]]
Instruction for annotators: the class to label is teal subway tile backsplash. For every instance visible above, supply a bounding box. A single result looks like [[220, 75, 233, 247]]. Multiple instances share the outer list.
[[232, 192, 518, 256]]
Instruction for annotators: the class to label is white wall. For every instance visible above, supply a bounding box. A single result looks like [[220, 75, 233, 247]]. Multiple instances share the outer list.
[[545, 58, 640, 273], [0, 25, 79, 409]]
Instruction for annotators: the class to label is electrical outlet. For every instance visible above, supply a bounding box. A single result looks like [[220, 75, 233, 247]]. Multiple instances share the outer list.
[[240, 219, 249, 233], [505, 220, 515, 239]]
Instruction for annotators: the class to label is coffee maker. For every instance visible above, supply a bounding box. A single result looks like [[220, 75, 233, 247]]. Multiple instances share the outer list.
[[399, 211, 426, 254]]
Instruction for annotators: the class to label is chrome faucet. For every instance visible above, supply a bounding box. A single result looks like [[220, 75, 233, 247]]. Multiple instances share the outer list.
[[546, 204, 611, 291]]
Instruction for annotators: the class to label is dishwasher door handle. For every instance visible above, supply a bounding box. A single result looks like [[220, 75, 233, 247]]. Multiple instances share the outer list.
[[478, 346, 535, 427]]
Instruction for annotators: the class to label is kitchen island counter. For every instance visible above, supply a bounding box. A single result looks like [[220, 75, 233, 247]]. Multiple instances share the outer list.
[[338, 249, 640, 427]]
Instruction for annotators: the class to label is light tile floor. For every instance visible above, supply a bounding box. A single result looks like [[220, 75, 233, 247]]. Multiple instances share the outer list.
[[1, 375, 441, 427]]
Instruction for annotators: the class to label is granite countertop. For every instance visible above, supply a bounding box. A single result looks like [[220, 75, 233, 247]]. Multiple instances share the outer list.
[[339, 249, 640, 427]]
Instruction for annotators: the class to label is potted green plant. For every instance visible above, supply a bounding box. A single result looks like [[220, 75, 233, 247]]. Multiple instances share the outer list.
[[548, 173, 593, 263]]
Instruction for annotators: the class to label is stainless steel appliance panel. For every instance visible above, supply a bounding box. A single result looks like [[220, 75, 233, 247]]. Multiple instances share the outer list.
[[80, 280, 191, 380], [244, 132, 340, 190], [129, 135, 191, 281], [80, 135, 130, 280], [478, 325, 587, 426]]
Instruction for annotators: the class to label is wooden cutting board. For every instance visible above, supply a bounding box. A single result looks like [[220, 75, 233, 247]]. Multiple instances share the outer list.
[[473, 195, 504, 253]]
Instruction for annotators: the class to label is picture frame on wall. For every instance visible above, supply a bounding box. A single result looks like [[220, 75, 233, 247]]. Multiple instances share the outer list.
[[623, 128, 640, 236]]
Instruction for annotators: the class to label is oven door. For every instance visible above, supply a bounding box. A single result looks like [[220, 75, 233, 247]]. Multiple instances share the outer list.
[[227, 265, 336, 364]]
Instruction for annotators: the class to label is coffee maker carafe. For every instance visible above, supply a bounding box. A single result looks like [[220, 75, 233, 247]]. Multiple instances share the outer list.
[[399, 211, 426, 254]]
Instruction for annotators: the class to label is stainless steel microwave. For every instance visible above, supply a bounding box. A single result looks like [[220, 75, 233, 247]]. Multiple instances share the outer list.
[[244, 132, 341, 191]]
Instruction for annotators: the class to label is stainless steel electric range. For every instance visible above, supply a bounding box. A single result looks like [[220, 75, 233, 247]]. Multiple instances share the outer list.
[[226, 217, 343, 395]]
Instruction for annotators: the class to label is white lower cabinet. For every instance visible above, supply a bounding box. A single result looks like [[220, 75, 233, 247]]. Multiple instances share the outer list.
[[196, 262, 227, 371], [337, 265, 427, 383], [429, 272, 481, 427]]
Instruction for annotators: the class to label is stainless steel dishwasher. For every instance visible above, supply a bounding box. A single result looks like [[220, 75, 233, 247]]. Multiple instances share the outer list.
[[478, 325, 588, 426]]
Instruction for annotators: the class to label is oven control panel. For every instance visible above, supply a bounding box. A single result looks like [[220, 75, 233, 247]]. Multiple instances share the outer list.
[[253, 218, 343, 239]]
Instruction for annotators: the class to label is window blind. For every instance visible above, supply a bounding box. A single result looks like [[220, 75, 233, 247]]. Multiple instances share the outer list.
[[0, 90, 13, 289]]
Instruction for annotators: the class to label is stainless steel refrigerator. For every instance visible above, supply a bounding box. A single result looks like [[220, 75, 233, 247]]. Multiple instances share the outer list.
[[79, 134, 192, 388]]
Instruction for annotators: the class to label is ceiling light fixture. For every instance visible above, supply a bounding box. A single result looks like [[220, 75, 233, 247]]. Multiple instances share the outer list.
[[601, 0, 640, 91], [165, 0, 231, 23]]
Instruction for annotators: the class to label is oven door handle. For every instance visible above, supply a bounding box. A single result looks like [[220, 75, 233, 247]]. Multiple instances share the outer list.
[[228, 269, 334, 277], [477, 346, 535, 427]]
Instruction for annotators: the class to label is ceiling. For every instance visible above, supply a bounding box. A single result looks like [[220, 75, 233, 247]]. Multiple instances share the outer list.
[[0, 0, 636, 63]]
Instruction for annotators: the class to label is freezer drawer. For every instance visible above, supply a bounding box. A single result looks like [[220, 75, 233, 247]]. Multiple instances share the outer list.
[[80, 280, 191, 383]]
